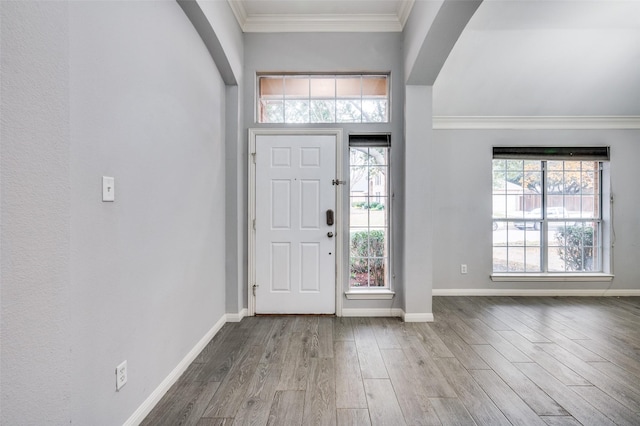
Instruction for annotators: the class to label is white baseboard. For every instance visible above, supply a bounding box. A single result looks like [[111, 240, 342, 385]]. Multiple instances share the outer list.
[[123, 315, 226, 426], [341, 308, 434, 323], [433, 288, 640, 297], [226, 308, 248, 322], [341, 308, 404, 318], [403, 312, 434, 323]]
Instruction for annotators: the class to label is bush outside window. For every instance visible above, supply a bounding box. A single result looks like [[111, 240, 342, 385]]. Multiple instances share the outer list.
[[350, 146, 389, 287]]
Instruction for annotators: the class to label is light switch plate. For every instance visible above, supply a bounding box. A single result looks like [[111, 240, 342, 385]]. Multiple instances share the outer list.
[[102, 176, 115, 202]]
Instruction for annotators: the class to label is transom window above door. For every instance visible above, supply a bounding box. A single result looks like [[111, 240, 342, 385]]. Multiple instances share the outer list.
[[257, 74, 389, 124]]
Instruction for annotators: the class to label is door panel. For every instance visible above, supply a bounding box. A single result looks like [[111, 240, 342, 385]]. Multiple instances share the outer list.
[[255, 134, 336, 314], [270, 243, 291, 292], [271, 180, 291, 229], [300, 243, 320, 292], [300, 180, 320, 228]]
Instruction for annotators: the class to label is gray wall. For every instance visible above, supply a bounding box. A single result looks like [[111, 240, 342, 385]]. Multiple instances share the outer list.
[[198, 0, 244, 84], [180, 0, 246, 318], [429, 1, 640, 293], [1, 2, 71, 423], [225, 84, 246, 315], [432, 129, 640, 292], [434, 1, 640, 116], [1, 1, 228, 424], [403, 86, 434, 316], [243, 32, 405, 310], [403, 0, 443, 82]]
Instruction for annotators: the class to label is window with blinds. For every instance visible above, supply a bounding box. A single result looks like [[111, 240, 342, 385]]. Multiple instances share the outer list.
[[492, 146, 609, 273]]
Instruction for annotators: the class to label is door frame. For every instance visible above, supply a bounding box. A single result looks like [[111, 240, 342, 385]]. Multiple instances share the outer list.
[[248, 128, 344, 317]]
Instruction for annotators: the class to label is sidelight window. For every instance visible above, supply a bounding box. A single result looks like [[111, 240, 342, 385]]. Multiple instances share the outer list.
[[349, 135, 390, 288]]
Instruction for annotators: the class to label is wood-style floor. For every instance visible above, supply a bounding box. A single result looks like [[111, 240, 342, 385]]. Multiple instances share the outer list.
[[142, 297, 640, 425]]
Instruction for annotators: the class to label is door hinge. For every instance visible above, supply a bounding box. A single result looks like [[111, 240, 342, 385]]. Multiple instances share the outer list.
[[332, 179, 346, 186], [253, 219, 256, 230], [251, 152, 256, 164], [252, 284, 259, 296]]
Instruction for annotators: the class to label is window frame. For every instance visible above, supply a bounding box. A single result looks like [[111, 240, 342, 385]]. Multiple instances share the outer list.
[[256, 73, 390, 124], [346, 135, 394, 297], [491, 147, 613, 281]]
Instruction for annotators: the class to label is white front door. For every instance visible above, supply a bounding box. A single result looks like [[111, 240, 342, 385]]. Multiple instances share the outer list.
[[255, 134, 336, 314]]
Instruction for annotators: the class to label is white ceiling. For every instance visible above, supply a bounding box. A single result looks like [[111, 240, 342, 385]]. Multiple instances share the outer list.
[[228, 0, 415, 32]]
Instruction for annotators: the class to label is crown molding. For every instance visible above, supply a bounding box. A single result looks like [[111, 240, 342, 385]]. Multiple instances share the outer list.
[[241, 14, 403, 33], [227, 0, 407, 33], [397, 0, 416, 28], [227, 0, 248, 29], [433, 116, 640, 130]]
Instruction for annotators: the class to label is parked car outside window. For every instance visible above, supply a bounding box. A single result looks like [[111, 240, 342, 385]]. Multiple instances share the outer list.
[[514, 207, 571, 230]]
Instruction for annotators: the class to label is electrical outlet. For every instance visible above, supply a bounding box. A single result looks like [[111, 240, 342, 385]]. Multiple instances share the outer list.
[[461, 264, 468, 274], [115, 360, 127, 391]]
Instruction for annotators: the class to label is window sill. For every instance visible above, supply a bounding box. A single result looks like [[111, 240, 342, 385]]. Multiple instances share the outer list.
[[491, 273, 614, 282], [345, 290, 395, 300]]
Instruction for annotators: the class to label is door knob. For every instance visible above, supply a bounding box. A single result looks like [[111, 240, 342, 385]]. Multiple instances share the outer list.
[[327, 232, 334, 238]]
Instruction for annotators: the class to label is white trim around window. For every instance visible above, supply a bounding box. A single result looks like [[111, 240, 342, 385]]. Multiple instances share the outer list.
[[490, 273, 614, 282], [344, 290, 395, 300]]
